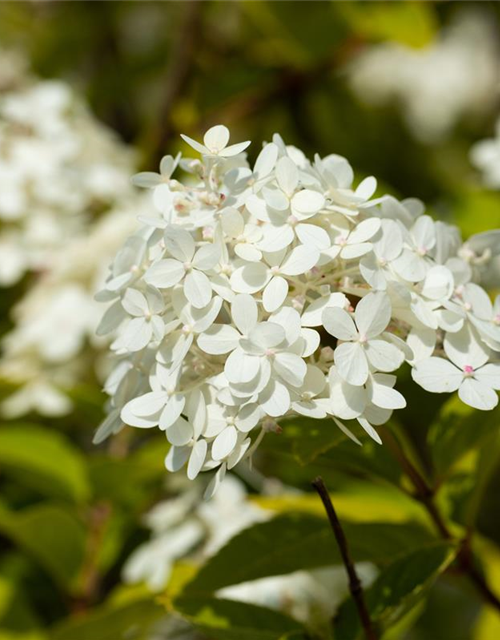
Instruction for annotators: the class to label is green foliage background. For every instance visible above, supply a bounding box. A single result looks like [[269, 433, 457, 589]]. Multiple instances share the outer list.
[[1, 2, 500, 639]]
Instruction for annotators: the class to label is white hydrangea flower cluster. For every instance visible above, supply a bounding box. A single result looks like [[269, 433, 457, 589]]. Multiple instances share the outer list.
[[471, 117, 500, 189], [0, 74, 134, 286], [347, 10, 499, 143], [97, 124, 500, 496]]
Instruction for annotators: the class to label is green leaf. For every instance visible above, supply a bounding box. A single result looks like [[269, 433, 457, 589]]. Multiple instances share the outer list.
[[0, 502, 85, 591], [0, 424, 89, 502], [334, 542, 457, 640], [262, 418, 403, 487], [172, 596, 308, 640], [49, 598, 165, 640], [429, 397, 500, 480], [273, 417, 348, 466], [184, 513, 433, 594]]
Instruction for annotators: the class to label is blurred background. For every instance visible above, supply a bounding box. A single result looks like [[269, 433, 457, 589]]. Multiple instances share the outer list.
[[1, 2, 500, 639]]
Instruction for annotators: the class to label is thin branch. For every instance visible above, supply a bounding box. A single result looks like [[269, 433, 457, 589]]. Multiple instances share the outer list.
[[312, 476, 378, 640], [379, 426, 500, 613]]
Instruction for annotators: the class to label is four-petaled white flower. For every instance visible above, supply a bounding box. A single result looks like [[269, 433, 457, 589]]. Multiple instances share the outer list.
[[181, 124, 251, 158], [323, 292, 404, 386], [145, 226, 220, 308]]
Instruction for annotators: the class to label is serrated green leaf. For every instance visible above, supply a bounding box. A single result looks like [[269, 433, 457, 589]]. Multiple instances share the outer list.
[[0, 424, 89, 502], [172, 596, 308, 640], [0, 502, 85, 591], [183, 513, 433, 595], [334, 542, 457, 640]]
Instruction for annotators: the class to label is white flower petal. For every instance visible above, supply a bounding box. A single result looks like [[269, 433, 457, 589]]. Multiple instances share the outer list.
[[122, 317, 153, 352], [296, 223, 330, 250], [280, 244, 319, 276], [230, 262, 269, 294], [393, 250, 428, 282], [166, 416, 193, 446], [444, 325, 489, 370], [227, 438, 252, 469], [249, 322, 285, 349], [219, 140, 251, 157], [165, 445, 190, 472], [259, 379, 290, 417], [204, 463, 227, 500], [357, 418, 382, 444], [276, 156, 298, 196], [184, 269, 212, 309], [369, 377, 406, 410], [273, 352, 307, 387], [340, 243, 373, 260], [254, 143, 279, 178], [123, 391, 167, 418], [257, 224, 294, 252], [458, 378, 498, 411], [291, 190, 325, 216], [164, 226, 195, 262], [204, 125, 230, 152], [232, 293, 258, 335], [421, 265, 454, 301], [412, 215, 435, 252], [180, 133, 208, 155], [193, 243, 220, 271], [348, 218, 381, 244], [334, 342, 368, 386], [225, 349, 261, 384], [475, 363, 500, 390], [198, 324, 240, 355], [355, 291, 391, 338], [159, 394, 186, 430], [187, 440, 208, 479], [365, 339, 404, 372], [263, 276, 288, 312], [412, 357, 462, 393], [323, 307, 357, 341], [144, 259, 184, 288], [212, 425, 238, 461], [235, 403, 261, 433], [301, 293, 347, 328]]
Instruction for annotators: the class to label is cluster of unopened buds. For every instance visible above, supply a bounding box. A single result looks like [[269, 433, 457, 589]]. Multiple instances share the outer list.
[[96, 125, 500, 497]]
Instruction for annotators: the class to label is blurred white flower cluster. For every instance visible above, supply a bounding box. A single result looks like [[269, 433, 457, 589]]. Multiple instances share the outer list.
[[470, 118, 500, 189], [123, 475, 376, 626], [0, 64, 134, 286], [0, 54, 150, 417], [0, 201, 149, 417], [96, 124, 500, 495], [347, 10, 500, 143]]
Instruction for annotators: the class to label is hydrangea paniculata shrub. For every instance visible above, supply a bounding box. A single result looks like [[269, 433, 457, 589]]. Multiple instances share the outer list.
[[96, 125, 500, 497]]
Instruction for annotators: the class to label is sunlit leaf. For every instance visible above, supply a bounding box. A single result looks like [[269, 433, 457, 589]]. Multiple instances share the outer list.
[[172, 596, 308, 640], [184, 513, 433, 594]]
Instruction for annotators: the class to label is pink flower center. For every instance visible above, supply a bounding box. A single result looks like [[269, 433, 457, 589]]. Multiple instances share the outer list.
[[463, 365, 474, 375]]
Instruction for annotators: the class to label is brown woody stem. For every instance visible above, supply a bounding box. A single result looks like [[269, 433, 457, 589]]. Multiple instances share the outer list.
[[312, 476, 378, 640]]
